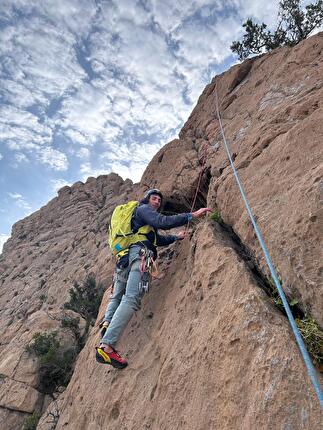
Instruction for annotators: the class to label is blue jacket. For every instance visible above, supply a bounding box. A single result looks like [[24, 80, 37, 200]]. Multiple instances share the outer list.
[[131, 203, 192, 254]]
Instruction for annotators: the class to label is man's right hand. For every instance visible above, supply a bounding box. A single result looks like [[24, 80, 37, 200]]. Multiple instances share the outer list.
[[192, 208, 212, 218]]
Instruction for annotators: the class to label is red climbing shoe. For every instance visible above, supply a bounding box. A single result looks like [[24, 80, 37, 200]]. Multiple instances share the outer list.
[[95, 345, 128, 369]]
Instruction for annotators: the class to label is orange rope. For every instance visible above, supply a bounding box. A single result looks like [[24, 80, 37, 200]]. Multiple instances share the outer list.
[[185, 142, 209, 232], [190, 168, 204, 212], [185, 122, 221, 232]]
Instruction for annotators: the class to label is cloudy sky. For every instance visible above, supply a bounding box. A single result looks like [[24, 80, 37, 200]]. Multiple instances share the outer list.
[[0, 0, 296, 252]]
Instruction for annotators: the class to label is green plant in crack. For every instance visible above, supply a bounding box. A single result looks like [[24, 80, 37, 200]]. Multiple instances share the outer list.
[[209, 209, 222, 223], [39, 294, 47, 302], [295, 317, 323, 367], [268, 269, 298, 311], [267, 274, 322, 367], [22, 411, 40, 430]]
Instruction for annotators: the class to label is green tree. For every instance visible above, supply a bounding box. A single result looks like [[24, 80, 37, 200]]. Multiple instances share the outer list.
[[64, 274, 104, 332], [27, 332, 76, 393], [231, 0, 323, 60], [22, 412, 40, 430]]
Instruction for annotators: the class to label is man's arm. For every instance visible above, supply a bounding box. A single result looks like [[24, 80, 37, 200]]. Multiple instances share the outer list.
[[155, 232, 178, 247], [136, 204, 192, 230]]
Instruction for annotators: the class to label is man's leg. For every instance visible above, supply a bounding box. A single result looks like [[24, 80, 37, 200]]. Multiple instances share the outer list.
[[96, 247, 144, 368], [99, 267, 129, 337], [101, 258, 143, 347], [103, 267, 128, 322]]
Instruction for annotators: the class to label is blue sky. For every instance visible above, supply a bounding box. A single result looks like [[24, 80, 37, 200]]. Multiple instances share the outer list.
[[0, 0, 285, 252]]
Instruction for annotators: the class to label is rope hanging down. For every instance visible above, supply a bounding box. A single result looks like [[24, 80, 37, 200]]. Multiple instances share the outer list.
[[189, 143, 208, 212], [185, 142, 209, 232], [213, 84, 323, 408]]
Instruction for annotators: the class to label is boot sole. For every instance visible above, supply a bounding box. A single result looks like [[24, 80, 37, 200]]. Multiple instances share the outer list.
[[96, 349, 128, 369]]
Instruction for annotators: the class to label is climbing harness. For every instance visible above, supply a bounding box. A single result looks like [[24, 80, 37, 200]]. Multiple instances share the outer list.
[[213, 83, 323, 408], [139, 247, 159, 294]]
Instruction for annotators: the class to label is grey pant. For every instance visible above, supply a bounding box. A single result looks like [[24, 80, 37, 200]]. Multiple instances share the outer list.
[[101, 245, 145, 347]]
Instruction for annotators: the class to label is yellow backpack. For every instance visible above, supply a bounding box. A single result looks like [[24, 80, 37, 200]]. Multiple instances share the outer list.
[[108, 201, 155, 257]]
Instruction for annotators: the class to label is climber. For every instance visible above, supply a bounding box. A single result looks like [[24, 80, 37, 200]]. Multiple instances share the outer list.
[[95, 188, 211, 368]]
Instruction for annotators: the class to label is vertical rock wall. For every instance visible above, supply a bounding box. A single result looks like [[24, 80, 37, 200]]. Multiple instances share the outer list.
[[0, 174, 136, 428], [0, 33, 322, 429]]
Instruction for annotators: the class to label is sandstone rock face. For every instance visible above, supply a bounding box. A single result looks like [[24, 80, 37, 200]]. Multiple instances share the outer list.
[[140, 138, 204, 211], [0, 33, 322, 429], [0, 407, 26, 430], [0, 173, 136, 427], [145, 32, 323, 326], [0, 378, 41, 413], [46, 223, 322, 429]]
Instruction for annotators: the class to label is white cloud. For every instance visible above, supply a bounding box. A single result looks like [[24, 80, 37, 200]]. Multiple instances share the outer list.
[[0, 105, 52, 147], [0, 106, 68, 170], [0, 234, 10, 254], [1, 0, 281, 181], [235, 0, 279, 25], [111, 160, 146, 184], [151, 0, 200, 33], [0, 0, 97, 174], [39, 0, 97, 35], [58, 83, 113, 139], [88, 138, 163, 184], [8, 192, 23, 199], [100, 139, 162, 166], [1, 0, 288, 241], [1, 79, 36, 108], [100, 124, 123, 146], [80, 159, 145, 184], [80, 162, 111, 182], [7, 192, 32, 213], [75, 147, 90, 159], [15, 153, 28, 162], [114, 0, 152, 27], [0, 5, 88, 96], [2, 0, 305, 260], [37, 147, 68, 171], [64, 129, 92, 146], [51, 179, 72, 193]]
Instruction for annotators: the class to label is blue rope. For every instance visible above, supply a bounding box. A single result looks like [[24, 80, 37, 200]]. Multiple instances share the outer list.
[[214, 85, 323, 408]]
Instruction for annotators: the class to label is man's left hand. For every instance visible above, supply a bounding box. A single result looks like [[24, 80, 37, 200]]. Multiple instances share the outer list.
[[176, 230, 189, 240]]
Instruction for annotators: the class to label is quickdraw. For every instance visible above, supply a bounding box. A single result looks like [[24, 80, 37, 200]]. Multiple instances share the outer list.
[[139, 247, 159, 294]]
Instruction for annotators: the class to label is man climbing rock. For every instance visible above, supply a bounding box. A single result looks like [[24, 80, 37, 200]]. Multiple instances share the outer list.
[[96, 188, 211, 368]]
